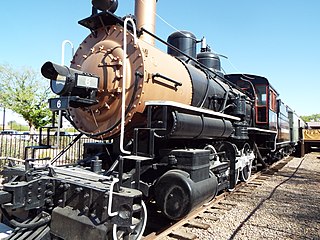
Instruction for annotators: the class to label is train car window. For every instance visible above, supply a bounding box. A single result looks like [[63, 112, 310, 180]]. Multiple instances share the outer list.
[[269, 90, 277, 112], [279, 101, 288, 115], [255, 85, 267, 106]]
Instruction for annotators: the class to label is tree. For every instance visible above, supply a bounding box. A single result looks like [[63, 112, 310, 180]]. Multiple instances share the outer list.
[[7, 120, 29, 131], [301, 114, 320, 122], [0, 64, 52, 131]]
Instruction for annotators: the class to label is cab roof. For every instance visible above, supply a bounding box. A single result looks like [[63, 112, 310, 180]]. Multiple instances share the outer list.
[[225, 73, 279, 96]]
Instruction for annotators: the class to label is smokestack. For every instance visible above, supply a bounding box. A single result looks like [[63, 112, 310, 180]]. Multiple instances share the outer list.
[[135, 0, 157, 46]]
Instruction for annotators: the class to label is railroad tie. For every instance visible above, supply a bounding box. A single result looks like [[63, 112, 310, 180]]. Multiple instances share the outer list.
[[218, 200, 238, 207], [199, 214, 220, 221], [255, 176, 269, 180], [247, 182, 263, 186], [211, 204, 232, 211], [170, 229, 197, 240], [186, 220, 210, 229], [235, 189, 252, 194], [204, 208, 225, 214]]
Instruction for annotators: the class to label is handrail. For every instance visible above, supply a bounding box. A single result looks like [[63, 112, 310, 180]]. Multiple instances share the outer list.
[[120, 18, 138, 155], [56, 40, 75, 149]]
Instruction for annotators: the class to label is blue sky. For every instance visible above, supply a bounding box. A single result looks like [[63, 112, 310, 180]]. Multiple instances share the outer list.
[[1, 0, 320, 123]]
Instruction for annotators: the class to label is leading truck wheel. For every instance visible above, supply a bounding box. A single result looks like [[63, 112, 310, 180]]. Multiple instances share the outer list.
[[112, 201, 147, 240]]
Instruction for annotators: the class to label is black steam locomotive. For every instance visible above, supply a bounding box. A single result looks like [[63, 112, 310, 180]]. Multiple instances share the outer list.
[[0, 0, 304, 239]]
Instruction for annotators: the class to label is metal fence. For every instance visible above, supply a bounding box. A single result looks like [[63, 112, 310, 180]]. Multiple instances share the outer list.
[[0, 132, 105, 169]]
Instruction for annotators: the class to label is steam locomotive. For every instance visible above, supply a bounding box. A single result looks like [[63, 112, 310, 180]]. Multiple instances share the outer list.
[[0, 0, 304, 239]]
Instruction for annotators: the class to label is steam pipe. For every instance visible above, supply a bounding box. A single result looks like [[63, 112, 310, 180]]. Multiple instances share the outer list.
[[135, 0, 157, 46]]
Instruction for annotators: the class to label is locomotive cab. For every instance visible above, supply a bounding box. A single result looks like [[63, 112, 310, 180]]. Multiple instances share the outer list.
[[226, 74, 298, 160], [225, 74, 278, 130]]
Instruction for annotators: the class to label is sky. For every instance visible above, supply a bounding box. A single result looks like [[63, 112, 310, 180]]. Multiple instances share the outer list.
[[1, 0, 320, 126]]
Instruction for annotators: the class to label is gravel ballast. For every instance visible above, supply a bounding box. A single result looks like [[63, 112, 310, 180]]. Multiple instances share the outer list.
[[185, 153, 320, 239]]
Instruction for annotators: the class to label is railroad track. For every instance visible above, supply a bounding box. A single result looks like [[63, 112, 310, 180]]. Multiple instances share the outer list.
[[143, 156, 293, 240]]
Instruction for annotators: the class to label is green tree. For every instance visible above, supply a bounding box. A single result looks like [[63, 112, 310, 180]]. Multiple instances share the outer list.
[[0, 64, 52, 131], [301, 114, 320, 122]]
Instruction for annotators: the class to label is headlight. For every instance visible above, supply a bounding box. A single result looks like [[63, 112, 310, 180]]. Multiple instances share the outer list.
[[41, 61, 99, 109], [41, 62, 99, 96]]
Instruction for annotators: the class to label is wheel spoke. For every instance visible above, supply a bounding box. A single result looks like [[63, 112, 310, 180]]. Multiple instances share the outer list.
[[112, 201, 147, 240], [240, 143, 253, 182], [240, 164, 252, 182]]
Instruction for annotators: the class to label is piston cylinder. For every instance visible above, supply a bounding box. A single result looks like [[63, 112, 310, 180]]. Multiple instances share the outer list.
[[154, 169, 218, 220]]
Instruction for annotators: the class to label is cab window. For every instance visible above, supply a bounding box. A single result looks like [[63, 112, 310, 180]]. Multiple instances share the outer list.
[[255, 85, 266, 105]]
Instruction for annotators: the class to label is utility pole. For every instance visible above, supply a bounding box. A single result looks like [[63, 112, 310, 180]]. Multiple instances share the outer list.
[[1, 105, 5, 131]]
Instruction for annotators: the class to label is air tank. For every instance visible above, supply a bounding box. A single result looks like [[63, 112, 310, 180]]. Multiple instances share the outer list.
[[167, 31, 197, 61], [197, 51, 221, 72]]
